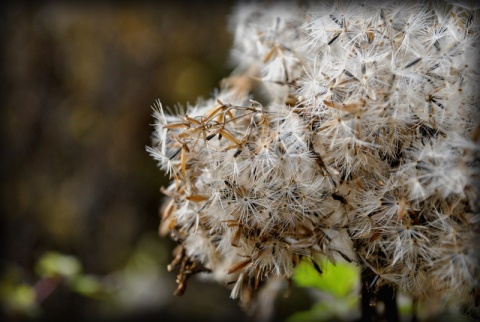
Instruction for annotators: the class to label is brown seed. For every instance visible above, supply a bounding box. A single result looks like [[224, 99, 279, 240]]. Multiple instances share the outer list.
[[186, 195, 209, 202], [227, 258, 252, 274]]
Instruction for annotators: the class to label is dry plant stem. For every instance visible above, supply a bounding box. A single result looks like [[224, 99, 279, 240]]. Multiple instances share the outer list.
[[361, 267, 399, 322]]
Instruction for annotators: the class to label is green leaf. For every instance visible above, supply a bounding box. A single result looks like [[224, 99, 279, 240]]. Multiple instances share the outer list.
[[12, 284, 37, 310], [71, 275, 102, 296], [287, 296, 359, 322], [292, 259, 359, 298], [287, 302, 334, 322], [0, 282, 40, 316], [35, 251, 82, 279]]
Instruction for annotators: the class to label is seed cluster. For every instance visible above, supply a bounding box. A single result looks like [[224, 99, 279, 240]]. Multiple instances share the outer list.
[[148, 0, 479, 313]]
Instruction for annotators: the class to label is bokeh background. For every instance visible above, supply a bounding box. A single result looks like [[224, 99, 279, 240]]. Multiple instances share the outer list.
[[1, 2, 309, 322]]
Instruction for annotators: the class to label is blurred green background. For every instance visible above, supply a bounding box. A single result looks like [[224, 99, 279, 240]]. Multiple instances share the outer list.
[[0, 2, 257, 321]]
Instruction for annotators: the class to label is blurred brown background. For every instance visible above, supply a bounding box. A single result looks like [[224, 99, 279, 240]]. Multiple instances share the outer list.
[[0, 2, 252, 321]]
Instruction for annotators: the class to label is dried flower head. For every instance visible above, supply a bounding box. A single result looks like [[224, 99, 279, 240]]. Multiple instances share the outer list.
[[148, 0, 479, 318]]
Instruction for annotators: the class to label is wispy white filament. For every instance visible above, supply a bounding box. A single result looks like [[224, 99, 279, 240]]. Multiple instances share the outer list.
[[148, 0, 479, 316]]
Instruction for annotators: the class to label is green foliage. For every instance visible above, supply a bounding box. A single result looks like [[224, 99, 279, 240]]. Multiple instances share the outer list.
[[35, 251, 82, 279], [292, 260, 359, 298], [289, 260, 420, 322], [71, 274, 103, 297], [0, 266, 40, 318], [0, 251, 110, 318], [287, 259, 360, 322], [287, 297, 359, 322], [0, 278, 40, 318], [35, 251, 106, 298]]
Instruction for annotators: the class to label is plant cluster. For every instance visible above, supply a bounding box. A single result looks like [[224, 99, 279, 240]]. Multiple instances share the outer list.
[[148, 0, 479, 317]]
